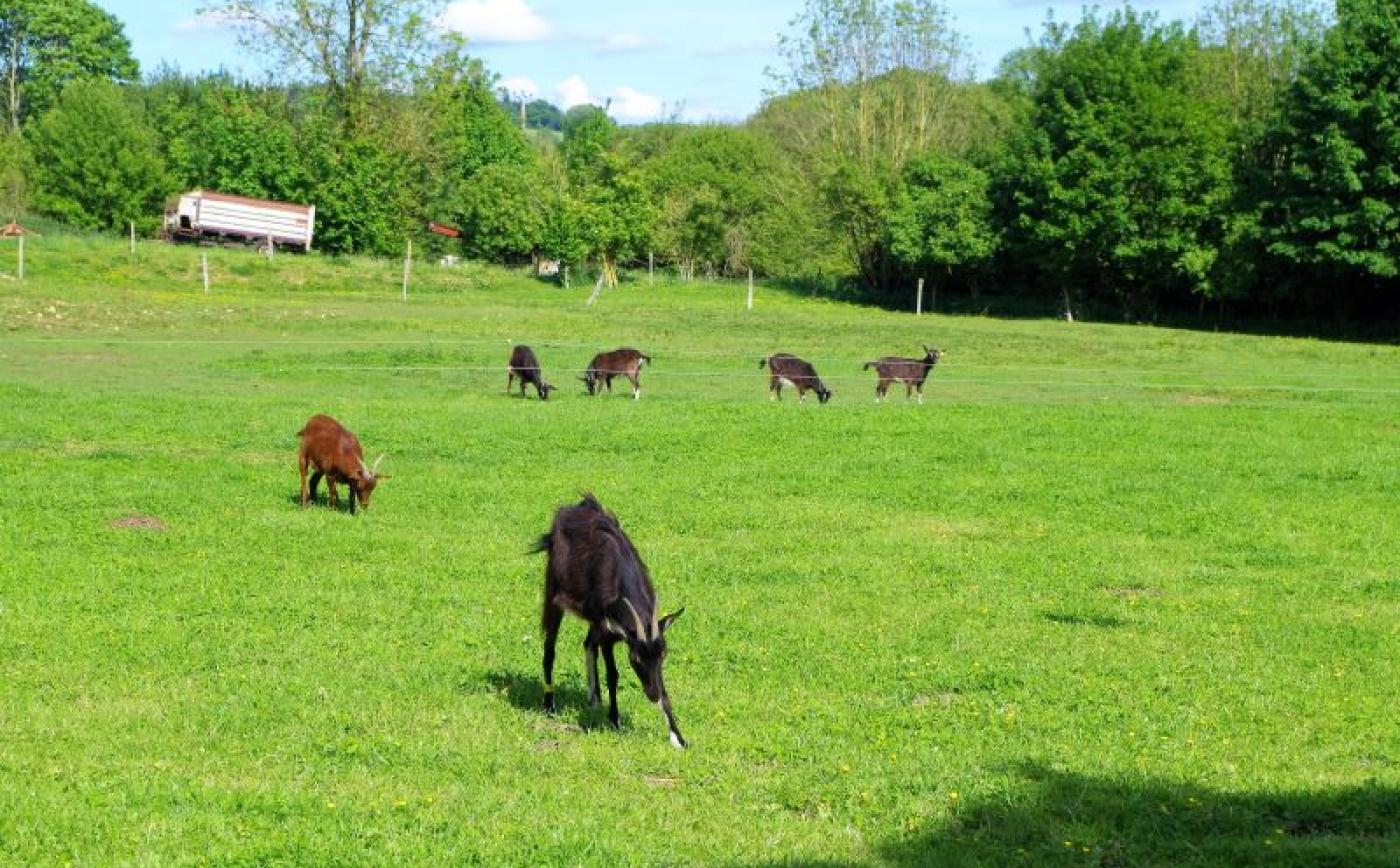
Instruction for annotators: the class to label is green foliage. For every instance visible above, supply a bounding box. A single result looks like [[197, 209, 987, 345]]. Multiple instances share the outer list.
[[27, 78, 165, 232], [561, 106, 615, 183], [997, 8, 1234, 314], [524, 98, 563, 131], [0, 0, 138, 129], [1259, 0, 1400, 299], [302, 119, 416, 256], [636, 125, 781, 275], [456, 160, 547, 261], [0, 129, 28, 220], [150, 77, 310, 203], [889, 153, 995, 278]]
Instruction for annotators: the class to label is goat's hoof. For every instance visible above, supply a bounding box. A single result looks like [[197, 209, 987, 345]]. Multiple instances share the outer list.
[[542, 696, 556, 714]]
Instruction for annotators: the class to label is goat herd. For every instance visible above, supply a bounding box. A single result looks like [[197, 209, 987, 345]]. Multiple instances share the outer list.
[[295, 341, 944, 748]]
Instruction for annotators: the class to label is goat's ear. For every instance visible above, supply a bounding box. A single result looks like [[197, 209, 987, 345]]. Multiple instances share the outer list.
[[658, 608, 685, 633]]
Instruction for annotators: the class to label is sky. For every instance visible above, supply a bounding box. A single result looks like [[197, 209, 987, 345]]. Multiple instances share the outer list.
[[100, 0, 1208, 122]]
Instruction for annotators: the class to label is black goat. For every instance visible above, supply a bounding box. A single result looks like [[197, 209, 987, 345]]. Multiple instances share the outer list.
[[759, 353, 832, 403], [534, 494, 687, 748], [507, 345, 555, 400], [863, 345, 943, 403]]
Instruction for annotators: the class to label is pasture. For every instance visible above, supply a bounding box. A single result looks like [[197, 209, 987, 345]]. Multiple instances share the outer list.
[[1, 235, 1397, 866]]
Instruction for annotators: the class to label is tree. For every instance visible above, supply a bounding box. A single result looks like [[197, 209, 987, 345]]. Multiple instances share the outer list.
[[208, 0, 439, 124], [889, 153, 995, 292], [0, 0, 138, 130], [1258, 0, 1400, 315], [456, 160, 547, 261], [764, 0, 1003, 290], [997, 8, 1234, 316], [153, 78, 310, 203], [28, 78, 166, 232], [524, 99, 563, 131]]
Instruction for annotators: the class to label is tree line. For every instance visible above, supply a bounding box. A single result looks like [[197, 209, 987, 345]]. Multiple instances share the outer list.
[[1, 0, 1395, 326]]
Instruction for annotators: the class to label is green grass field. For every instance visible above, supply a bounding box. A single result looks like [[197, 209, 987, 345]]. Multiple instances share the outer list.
[[1, 234, 1397, 866]]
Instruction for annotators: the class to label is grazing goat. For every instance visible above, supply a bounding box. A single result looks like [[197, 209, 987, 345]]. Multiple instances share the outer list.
[[863, 345, 943, 403], [534, 494, 687, 748], [582, 348, 651, 399], [759, 353, 833, 403], [297, 414, 388, 514], [507, 345, 555, 400]]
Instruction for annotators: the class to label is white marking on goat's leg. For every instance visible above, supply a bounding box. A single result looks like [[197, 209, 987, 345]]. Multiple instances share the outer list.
[[670, 730, 685, 749]]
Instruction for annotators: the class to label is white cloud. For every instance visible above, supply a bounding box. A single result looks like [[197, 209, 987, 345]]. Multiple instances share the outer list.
[[174, 8, 243, 32], [609, 86, 664, 121], [553, 76, 667, 122], [599, 31, 655, 54], [438, 0, 550, 44], [555, 74, 596, 109], [498, 76, 539, 99]]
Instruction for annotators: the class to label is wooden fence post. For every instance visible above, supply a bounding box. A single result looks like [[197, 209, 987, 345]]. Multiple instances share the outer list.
[[17, 233, 24, 283], [201, 253, 209, 293], [266, 234, 274, 260], [129, 222, 135, 256], [747, 269, 754, 310], [564, 265, 570, 289], [916, 277, 924, 316], [648, 251, 654, 285], [402, 238, 412, 301]]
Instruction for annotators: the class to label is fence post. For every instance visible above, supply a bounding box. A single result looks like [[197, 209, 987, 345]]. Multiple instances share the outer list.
[[266, 234, 274, 260], [201, 253, 209, 293], [747, 269, 754, 310], [916, 277, 924, 316], [17, 233, 24, 283], [402, 238, 412, 301], [648, 251, 654, 285], [564, 265, 570, 289], [586, 270, 605, 306], [129, 222, 135, 256]]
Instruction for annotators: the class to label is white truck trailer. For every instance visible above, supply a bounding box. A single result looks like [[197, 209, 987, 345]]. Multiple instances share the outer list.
[[165, 190, 316, 251]]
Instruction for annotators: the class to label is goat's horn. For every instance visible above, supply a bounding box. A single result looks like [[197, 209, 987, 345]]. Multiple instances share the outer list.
[[371, 454, 386, 473], [621, 598, 648, 640]]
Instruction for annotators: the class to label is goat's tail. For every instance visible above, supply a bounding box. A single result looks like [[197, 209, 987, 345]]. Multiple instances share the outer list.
[[530, 532, 552, 555], [758, 357, 768, 369], [640, 353, 652, 367], [862, 361, 874, 371]]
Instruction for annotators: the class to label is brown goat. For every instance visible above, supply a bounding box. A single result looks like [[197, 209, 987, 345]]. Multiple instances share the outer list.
[[582, 348, 651, 399], [297, 414, 388, 514], [863, 345, 943, 403], [534, 494, 687, 748], [760, 353, 833, 403], [507, 345, 555, 400]]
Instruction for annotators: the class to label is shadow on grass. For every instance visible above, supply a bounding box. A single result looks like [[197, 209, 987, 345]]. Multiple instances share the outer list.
[[284, 492, 357, 514], [737, 764, 1399, 867], [482, 669, 629, 733], [1043, 612, 1128, 629]]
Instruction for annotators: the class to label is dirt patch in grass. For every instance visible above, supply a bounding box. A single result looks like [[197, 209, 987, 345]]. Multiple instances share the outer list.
[[1178, 393, 1231, 405], [109, 514, 167, 531], [1105, 586, 1162, 600]]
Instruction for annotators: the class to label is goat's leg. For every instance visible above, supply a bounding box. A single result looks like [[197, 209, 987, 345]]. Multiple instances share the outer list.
[[584, 630, 601, 708], [629, 372, 640, 400], [326, 479, 339, 510], [917, 384, 925, 405], [602, 639, 621, 729], [542, 603, 564, 713], [308, 470, 324, 505], [506, 369, 514, 396]]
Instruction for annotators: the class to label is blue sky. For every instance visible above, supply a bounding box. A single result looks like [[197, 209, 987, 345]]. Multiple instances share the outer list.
[[100, 0, 1207, 122]]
